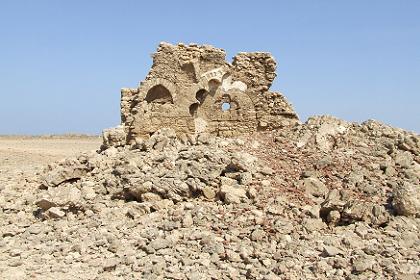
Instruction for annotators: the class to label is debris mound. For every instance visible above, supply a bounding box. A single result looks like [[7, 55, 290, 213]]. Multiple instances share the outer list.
[[36, 128, 265, 219]]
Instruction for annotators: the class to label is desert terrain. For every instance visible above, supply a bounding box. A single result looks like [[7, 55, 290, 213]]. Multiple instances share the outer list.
[[0, 136, 102, 175]]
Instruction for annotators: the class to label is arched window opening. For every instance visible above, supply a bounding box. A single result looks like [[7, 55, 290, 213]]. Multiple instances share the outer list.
[[195, 89, 207, 104]]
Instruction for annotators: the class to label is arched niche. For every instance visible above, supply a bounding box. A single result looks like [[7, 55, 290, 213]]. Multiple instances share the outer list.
[[208, 79, 221, 93], [145, 85, 173, 104], [189, 103, 199, 117]]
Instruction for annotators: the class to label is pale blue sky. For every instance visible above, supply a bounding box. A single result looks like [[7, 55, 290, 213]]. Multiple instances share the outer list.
[[0, 0, 419, 134]]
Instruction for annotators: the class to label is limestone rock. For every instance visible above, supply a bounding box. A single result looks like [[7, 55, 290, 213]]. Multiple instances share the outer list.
[[322, 245, 342, 257], [299, 177, 328, 198], [41, 156, 93, 188], [392, 182, 420, 217], [202, 186, 216, 200], [101, 125, 127, 150], [46, 207, 65, 218], [320, 189, 390, 226], [297, 116, 349, 151], [352, 256, 375, 273], [220, 185, 247, 204]]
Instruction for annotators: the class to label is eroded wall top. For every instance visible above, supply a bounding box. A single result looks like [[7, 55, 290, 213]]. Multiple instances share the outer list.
[[120, 42, 299, 143]]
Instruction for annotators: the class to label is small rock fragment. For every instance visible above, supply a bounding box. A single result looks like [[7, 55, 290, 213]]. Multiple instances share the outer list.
[[300, 177, 328, 198], [322, 245, 342, 257], [202, 186, 216, 199], [392, 182, 420, 217], [182, 212, 194, 227], [220, 185, 247, 204], [352, 256, 375, 273], [46, 207, 65, 218], [36, 198, 56, 211]]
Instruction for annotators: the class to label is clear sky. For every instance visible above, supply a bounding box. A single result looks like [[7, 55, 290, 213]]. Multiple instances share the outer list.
[[1, 0, 419, 134]]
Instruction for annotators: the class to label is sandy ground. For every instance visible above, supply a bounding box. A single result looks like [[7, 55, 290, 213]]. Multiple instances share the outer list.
[[0, 137, 102, 179]]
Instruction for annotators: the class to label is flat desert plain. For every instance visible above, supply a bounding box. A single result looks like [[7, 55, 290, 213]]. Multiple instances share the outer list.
[[0, 136, 102, 185]]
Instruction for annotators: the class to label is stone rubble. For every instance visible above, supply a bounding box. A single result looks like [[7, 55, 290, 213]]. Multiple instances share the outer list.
[[0, 117, 418, 279]]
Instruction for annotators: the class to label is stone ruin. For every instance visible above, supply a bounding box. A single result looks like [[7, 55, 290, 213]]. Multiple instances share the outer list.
[[114, 42, 298, 145]]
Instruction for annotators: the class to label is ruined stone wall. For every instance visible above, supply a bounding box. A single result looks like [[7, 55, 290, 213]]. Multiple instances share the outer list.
[[120, 42, 299, 143]]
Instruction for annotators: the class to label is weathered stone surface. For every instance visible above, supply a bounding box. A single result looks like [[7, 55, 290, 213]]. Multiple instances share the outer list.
[[46, 207, 65, 218], [320, 189, 390, 226], [41, 156, 93, 188], [101, 125, 127, 150], [202, 186, 216, 199], [117, 43, 298, 143], [392, 182, 420, 217], [296, 116, 349, 151], [299, 177, 328, 198], [220, 184, 247, 204]]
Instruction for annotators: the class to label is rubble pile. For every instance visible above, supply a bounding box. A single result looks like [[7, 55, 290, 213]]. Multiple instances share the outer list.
[[36, 128, 265, 218], [0, 117, 418, 279]]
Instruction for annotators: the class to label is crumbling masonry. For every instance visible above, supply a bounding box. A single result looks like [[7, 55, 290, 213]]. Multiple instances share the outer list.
[[118, 43, 299, 144]]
